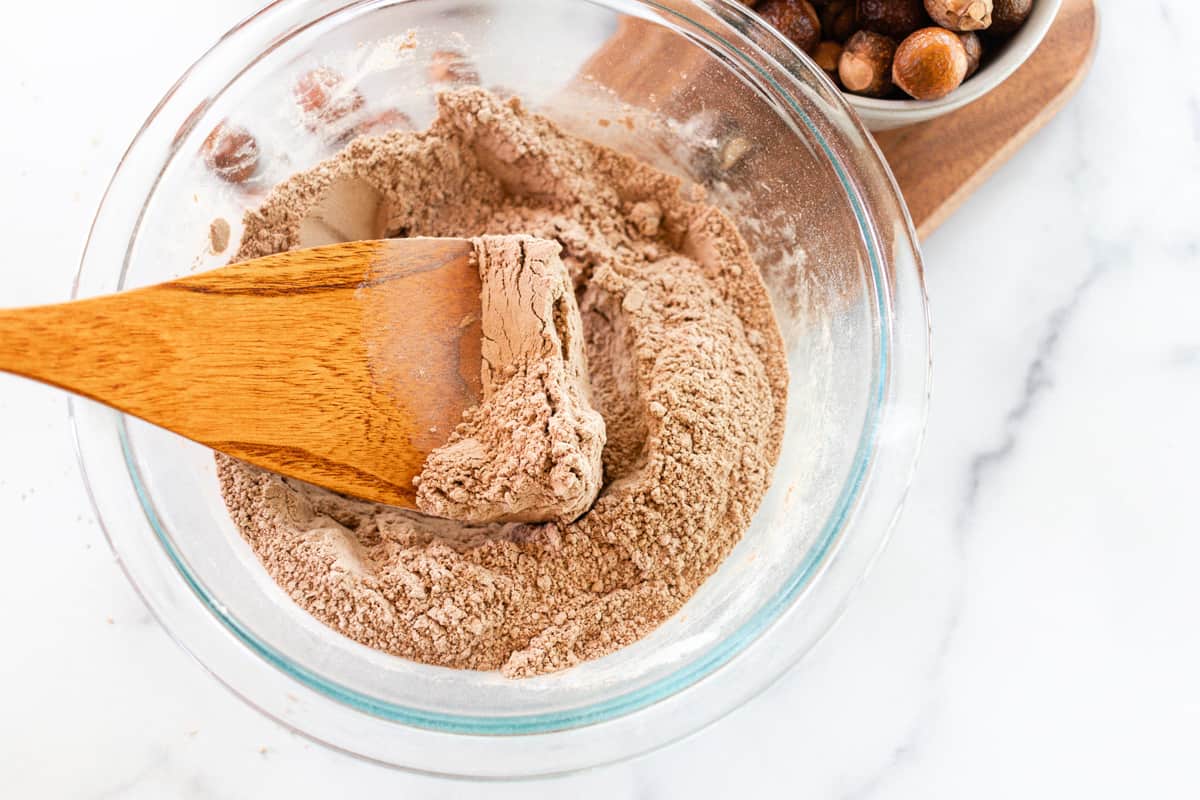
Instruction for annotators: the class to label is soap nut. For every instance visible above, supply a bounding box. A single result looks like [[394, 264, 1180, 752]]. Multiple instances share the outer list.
[[428, 50, 482, 85], [990, 0, 1032, 34], [757, 0, 823, 54], [957, 30, 983, 78], [923, 0, 993, 31], [813, 40, 844, 78], [294, 68, 366, 131], [819, 0, 859, 42], [201, 122, 259, 184], [838, 30, 897, 98], [892, 26, 969, 100], [857, 0, 930, 39]]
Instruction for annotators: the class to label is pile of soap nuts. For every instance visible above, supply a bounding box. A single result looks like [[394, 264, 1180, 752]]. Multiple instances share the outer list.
[[743, 0, 1034, 100]]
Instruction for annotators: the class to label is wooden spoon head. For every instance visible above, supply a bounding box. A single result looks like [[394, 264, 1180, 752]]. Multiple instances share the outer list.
[[194, 237, 483, 507], [0, 237, 482, 509]]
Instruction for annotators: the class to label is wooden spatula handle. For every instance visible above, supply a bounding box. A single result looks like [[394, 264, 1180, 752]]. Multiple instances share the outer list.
[[0, 296, 168, 406]]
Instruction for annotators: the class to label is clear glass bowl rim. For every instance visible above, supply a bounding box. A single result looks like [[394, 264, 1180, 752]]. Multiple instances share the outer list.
[[70, 0, 932, 777]]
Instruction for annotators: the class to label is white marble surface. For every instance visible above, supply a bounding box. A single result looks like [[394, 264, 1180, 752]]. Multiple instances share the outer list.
[[2, 1, 1198, 796]]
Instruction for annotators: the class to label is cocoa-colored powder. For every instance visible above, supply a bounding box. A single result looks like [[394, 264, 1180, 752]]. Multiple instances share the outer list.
[[208, 217, 230, 254], [217, 88, 787, 677], [413, 235, 606, 526]]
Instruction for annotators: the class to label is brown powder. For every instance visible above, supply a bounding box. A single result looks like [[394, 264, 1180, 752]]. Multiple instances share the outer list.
[[413, 235, 606, 525], [208, 217, 231, 254], [217, 88, 788, 677]]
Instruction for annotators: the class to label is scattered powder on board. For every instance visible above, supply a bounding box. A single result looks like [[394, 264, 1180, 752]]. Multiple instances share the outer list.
[[217, 88, 788, 677]]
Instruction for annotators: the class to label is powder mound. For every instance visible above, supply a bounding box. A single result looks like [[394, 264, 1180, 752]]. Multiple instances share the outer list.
[[218, 87, 788, 677], [414, 235, 606, 525]]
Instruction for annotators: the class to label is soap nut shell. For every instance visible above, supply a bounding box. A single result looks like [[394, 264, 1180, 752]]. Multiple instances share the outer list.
[[957, 31, 983, 78], [201, 122, 259, 184], [838, 30, 897, 98], [857, 0, 930, 40], [892, 26, 969, 100], [923, 0, 993, 31], [758, 0, 823, 54], [820, 0, 859, 42], [990, 0, 1032, 34], [294, 68, 365, 131]]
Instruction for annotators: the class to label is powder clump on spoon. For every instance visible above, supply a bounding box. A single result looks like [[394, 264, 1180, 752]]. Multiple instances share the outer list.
[[414, 234, 606, 525], [216, 88, 788, 677]]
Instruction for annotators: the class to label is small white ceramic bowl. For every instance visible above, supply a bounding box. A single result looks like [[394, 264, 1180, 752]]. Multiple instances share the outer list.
[[847, 0, 1063, 131]]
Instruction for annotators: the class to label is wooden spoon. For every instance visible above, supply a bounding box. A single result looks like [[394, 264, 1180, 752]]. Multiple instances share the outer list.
[[0, 237, 483, 508]]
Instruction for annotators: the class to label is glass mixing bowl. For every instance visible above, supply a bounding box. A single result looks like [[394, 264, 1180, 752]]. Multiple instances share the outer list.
[[73, 0, 930, 778]]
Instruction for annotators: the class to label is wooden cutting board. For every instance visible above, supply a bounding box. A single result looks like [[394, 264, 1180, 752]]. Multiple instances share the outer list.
[[576, 0, 1097, 241], [874, 0, 1098, 238]]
